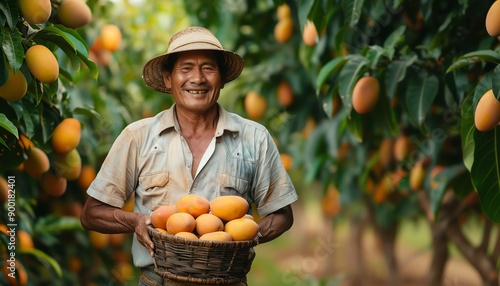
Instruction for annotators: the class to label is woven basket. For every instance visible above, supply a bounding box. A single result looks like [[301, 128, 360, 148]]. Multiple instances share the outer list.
[[148, 226, 256, 285]]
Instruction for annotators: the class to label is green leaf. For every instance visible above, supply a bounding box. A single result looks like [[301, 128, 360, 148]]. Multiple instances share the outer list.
[[492, 65, 500, 100], [78, 50, 98, 79], [430, 164, 466, 216], [384, 55, 417, 100], [73, 106, 103, 121], [0, 0, 18, 28], [446, 50, 500, 73], [33, 25, 88, 56], [383, 26, 406, 53], [0, 113, 18, 138], [315, 57, 348, 94], [343, 0, 364, 27], [33, 25, 97, 78], [366, 45, 386, 70], [18, 248, 62, 278], [470, 127, 500, 223], [346, 111, 364, 142], [34, 215, 83, 233], [461, 93, 475, 171], [338, 55, 369, 114], [404, 75, 439, 128], [1, 27, 24, 71]]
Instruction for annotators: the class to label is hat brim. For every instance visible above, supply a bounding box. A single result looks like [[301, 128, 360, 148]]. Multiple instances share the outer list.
[[142, 49, 244, 94]]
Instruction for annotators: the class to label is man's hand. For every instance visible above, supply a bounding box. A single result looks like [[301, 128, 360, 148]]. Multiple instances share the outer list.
[[135, 214, 155, 257], [81, 197, 156, 257]]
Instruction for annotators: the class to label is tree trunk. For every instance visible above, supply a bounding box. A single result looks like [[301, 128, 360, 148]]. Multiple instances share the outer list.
[[427, 223, 448, 286], [377, 222, 399, 286], [348, 216, 368, 286], [446, 220, 499, 286], [416, 190, 450, 286]]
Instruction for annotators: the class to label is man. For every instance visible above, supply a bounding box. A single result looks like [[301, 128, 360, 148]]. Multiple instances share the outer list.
[[80, 26, 298, 285]]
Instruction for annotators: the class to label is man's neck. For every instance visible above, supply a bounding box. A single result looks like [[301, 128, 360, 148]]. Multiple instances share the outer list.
[[175, 105, 219, 138]]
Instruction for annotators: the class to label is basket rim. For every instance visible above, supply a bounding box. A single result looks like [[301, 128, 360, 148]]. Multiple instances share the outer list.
[[148, 225, 257, 248]]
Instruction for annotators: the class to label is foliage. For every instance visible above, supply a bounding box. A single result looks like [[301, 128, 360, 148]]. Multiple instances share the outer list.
[[1, 0, 500, 284]]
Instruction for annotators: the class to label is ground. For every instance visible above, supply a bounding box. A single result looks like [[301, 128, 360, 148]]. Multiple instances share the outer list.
[[247, 201, 483, 286]]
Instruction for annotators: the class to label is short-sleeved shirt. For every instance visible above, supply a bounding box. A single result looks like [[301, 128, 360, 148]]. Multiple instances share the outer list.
[[87, 103, 298, 267]]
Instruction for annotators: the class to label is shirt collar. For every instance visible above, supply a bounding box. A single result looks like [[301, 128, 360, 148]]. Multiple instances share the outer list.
[[156, 103, 240, 137]]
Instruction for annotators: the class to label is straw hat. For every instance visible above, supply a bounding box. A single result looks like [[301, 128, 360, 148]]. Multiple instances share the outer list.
[[142, 26, 244, 94]]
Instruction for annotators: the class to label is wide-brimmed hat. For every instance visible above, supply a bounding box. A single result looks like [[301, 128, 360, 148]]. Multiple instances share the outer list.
[[142, 26, 244, 94]]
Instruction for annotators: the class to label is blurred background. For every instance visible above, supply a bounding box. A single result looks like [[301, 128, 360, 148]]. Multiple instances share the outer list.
[[1, 0, 500, 285]]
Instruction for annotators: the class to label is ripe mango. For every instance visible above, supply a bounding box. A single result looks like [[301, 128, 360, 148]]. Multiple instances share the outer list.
[[352, 76, 380, 114], [274, 17, 294, 43], [151, 205, 177, 229], [198, 231, 232, 242], [474, 89, 500, 132], [176, 194, 210, 218], [54, 148, 82, 180], [100, 24, 122, 52], [52, 118, 81, 153], [195, 213, 224, 236], [225, 218, 259, 241], [24, 147, 50, 179], [486, 1, 500, 36], [175, 231, 198, 240], [210, 195, 249, 222], [166, 212, 196, 234], [302, 20, 318, 46], [41, 171, 67, 196], [0, 65, 27, 102], [57, 0, 92, 28], [19, 0, 51, 24], [244, 91, 267, 120], [409, 161, 426, 191], [26, 45, 59, 83]]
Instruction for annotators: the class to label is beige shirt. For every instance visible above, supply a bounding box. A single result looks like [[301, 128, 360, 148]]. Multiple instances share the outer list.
[[87, 104, 298, 267]]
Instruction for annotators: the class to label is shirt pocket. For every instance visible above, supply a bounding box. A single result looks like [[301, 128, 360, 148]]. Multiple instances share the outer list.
[[138, 172, 170, 210], [219, 173, 250, 196]]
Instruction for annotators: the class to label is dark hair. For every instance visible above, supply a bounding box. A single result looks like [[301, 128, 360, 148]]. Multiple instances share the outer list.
[[162, 51, 227, 81]]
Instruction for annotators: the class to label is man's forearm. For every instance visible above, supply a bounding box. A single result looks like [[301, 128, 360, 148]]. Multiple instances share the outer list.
[[81, 197, 145, 234], [257, 204, 294, 244]]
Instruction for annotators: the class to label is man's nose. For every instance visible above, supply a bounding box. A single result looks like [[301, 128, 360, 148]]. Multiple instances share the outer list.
[[190, 67, 206, 83]]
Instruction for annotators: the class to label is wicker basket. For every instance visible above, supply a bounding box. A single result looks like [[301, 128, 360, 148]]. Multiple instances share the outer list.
[[148, 226, 256, 285]]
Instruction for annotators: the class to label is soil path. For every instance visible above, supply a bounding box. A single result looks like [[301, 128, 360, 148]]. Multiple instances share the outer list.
[[271, 202, 483, 286]]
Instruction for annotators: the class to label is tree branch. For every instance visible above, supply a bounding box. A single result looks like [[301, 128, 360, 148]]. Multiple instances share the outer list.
[[479, 219, 493, 254], [492, 225, 500, 263], [446, 219, 498, 285]]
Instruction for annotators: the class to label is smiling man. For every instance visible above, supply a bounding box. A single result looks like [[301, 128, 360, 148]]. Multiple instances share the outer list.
[[80, 26, 298, 286]]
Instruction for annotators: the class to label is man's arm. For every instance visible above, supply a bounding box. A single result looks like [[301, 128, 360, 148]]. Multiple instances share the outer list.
[[80, 197, 154, 256], [256, 204, 294, 244]]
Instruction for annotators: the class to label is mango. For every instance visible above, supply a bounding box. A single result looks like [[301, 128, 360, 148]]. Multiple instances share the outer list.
[[195, 213, 224, 236], [224, 218, 259, 241], [210, 195, 249, 221], [57, 0, 92, 28], [352, 76, 380, 114], [19, 0, 51, 24], [52, 118, 81, 153], [198, 231, 232, 242], [474, 89, 500, 131], [176, 194, 210, 218], [26, 45, 59, 83], [166, 212, 196, 235], [0, 64, 27, 102]]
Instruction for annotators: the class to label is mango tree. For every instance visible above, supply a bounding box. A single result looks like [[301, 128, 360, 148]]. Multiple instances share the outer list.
[[184, 0, 500, 285], [0, 0, 188, 284]]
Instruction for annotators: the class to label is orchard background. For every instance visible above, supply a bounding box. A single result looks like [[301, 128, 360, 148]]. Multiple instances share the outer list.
[[1, 0, 500, 285]]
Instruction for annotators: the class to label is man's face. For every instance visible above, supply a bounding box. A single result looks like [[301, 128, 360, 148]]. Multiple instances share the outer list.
[[163, 50, 224, 113]]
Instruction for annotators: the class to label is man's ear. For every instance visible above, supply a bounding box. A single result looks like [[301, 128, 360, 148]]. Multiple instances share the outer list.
[[163, 73, 171, 90]]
